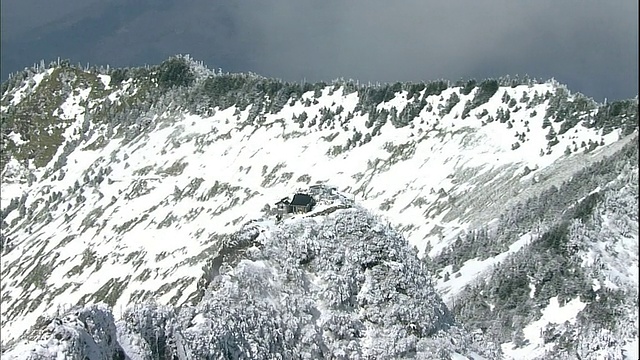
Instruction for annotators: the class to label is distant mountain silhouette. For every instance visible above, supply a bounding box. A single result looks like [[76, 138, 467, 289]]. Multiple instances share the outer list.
[[1, 0, 243, 80]]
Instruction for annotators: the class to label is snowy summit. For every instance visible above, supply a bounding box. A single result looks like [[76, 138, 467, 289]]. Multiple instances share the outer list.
[[0, 56, 637, 359]]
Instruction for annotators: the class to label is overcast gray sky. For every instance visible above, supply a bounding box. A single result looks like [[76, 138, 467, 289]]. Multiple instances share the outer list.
[[1, 0, 637, 101]]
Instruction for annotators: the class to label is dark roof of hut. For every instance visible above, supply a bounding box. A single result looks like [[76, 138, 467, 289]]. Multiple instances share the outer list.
[[290, 193, 314, 206]]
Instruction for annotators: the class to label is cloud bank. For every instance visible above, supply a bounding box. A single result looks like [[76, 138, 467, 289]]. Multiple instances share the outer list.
[[2, 0, 637, 100]]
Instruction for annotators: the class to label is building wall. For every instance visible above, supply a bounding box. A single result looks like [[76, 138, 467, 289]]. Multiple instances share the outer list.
[[291, 205, 304, 213], [276, 203, 290, 215]]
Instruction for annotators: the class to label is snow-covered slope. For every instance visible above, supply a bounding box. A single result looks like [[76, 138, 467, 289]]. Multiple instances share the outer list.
[[1, 57, 637, 358], [2, 202, 499, 359]]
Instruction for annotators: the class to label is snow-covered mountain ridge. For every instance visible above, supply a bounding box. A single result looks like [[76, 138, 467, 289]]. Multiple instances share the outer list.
[[1, 56, 637, 358], [2, 203, 499, 359]]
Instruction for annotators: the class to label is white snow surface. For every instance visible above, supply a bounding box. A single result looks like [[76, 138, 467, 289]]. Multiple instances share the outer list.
[[436, 233, 535, 304], [623, 338, 639, 360], [451, 351, 488, 360], [4, 68, 54, 106], [0, 68, 636, 348], [501, 296, 587, 359], [1, 303, 119, 360]]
